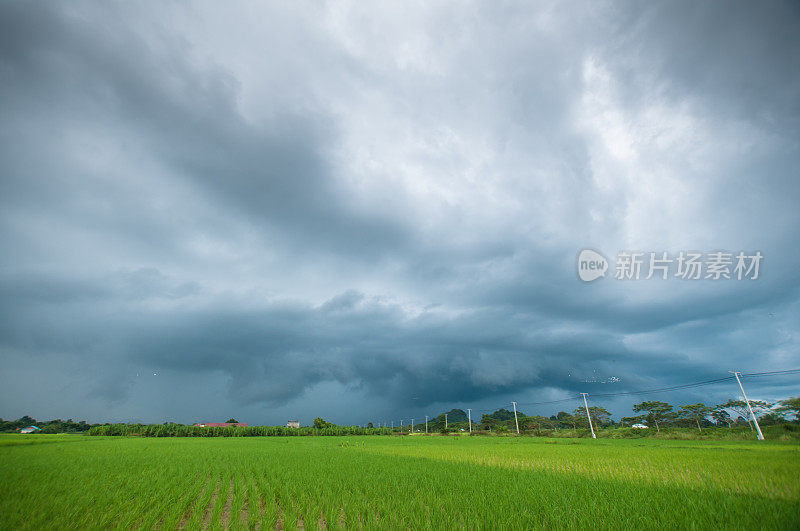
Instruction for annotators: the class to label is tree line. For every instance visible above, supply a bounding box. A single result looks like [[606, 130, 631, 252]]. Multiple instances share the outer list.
[[6, 396, 798, 437], [88, 423, 392, 437], [0, 416, 101, 433], [467, 396, 800, 433]]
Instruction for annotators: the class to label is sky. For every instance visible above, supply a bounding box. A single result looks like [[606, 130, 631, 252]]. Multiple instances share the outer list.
[[1, 1, 798, 426]]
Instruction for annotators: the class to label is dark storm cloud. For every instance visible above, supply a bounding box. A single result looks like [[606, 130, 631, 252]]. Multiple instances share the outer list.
[[1, 1, 799, 424], [0, 1, 408, 260]]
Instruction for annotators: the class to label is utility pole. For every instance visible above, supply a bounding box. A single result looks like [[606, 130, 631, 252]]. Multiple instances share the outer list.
[[581, 393, 596, 439], [467, 409, 472, 433], [425, 416, 428, 434], [445, 414, 448, 429], [730, 371, 764, 441], [511, 402, 520, 434], [391, 420, 394, 431], [400, 419, 403, 434], [411, 418, 414, 434]]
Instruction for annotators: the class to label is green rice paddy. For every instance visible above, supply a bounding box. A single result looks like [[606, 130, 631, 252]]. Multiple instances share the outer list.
[[1, 434, 798, 529]]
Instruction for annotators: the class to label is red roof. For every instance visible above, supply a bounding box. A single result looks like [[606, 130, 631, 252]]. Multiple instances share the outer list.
[[194, 422, 248, 427]]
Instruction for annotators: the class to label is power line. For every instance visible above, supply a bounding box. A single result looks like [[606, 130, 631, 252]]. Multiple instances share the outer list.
[[590, 376, 735, 398], [457, 368, 800, 417], [515, 396, 582, 407], [741, 368, 800, 378], [475, 396, 580, 413], [575, 369, 799, 400]]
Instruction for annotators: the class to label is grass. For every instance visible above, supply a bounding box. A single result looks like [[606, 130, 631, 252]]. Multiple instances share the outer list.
[[0, 434, 798, 529]]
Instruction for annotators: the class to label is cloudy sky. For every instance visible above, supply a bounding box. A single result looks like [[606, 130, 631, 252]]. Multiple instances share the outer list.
[[1, 1, 798, 426]]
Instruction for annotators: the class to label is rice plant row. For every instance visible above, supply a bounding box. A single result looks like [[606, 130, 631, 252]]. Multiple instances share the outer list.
[[1, 435, 798, 529]]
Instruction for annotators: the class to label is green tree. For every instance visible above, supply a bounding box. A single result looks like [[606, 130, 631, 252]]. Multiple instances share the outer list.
[[521, 415, 555, 431], [484, 408, 520, 422], [721, 399, 755, 431], [313, 417, 334, 429], [679, 403, 711, 432], [554, 411, 577, 429], [480, 414, 499, 431], [588, 406, 612, 427], [440, 409, 468, 424], [571, 408, 589, 428], [573, 406, 611, 429], [632, 401, 673, 432], [711, 407, 732, 427], [748, 400, 773, 418], [776, 397, 800, 421], [757, 412, 783, 426]]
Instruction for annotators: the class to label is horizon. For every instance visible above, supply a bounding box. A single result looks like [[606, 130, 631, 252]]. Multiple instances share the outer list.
[[3, 371, 795, 428], [1, 1, 799, 427]]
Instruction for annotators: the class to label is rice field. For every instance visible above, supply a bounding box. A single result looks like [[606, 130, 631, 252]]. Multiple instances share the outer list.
[[1, 434, 798, 529]]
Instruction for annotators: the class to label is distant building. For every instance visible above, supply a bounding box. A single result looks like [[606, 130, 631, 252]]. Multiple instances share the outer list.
[[20, 426, 40, 434], [193, 422, 248, 428], [286, 420, 300, 428], [631, 423, 648, 429]]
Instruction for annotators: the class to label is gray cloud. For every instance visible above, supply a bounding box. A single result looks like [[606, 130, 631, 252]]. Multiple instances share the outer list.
[[1, 0, 798, 425]]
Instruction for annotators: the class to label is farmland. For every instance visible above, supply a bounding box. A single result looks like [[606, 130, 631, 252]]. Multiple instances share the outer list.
[[1, 435, 798, 529]]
